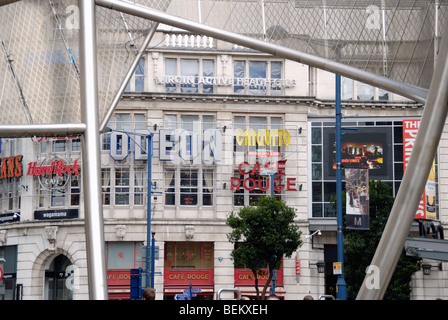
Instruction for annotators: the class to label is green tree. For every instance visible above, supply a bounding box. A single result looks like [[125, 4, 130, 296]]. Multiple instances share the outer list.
[[226, 196, 302, 299], [344, 180, 421, 300]]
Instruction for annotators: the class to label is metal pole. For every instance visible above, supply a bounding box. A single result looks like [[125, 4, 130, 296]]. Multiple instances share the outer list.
[[151, 231, 156, 290], [99, 22, 159, 132], [146, 133, 154, 288], [335, 73, 347, 300], [0, 0, 20, 7], [79, 0, 108, 300], [357, 32, 448, 300], [0, 123, 85, 138], [94, 0, 428, 104]]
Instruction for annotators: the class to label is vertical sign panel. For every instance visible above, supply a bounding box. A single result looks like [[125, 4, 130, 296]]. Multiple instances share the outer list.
[[402, 119, 437, 220]]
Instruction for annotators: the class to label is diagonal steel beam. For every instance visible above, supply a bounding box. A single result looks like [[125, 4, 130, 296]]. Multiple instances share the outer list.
[[95, 0, 428, 104], [0, 0, 20, 7], [357, 31, 448, 300], [99, 21, 159, 132]]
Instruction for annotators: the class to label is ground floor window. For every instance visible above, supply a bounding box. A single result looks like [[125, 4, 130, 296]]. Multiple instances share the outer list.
[[163, 242, 214, 300]]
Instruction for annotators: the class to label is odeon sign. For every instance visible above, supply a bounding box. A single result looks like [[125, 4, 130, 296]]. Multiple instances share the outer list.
[[109, 129, 223, 164]]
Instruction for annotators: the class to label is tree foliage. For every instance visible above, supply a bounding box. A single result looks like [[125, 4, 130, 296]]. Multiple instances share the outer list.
[[344, 180, 421, 300], [226, 196, 302, 299]]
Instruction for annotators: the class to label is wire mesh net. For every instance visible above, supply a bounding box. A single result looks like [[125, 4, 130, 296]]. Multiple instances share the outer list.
[[0, 0, 447, 125]]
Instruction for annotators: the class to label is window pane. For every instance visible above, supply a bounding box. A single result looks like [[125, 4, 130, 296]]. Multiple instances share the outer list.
[[134, 169, 145, 205], [115, 169, 130, 205], [165, 58, 177, 92], [357, 81, 374, 100], [135, 59, 145, 91], [342, 77, 353, 100], [181, 59, 198, 93], [234, 61, 245, 93], [165, 170, 175, 205], [249, 61, 266, 95], [311, 127, 322, 144], [203, 170, 213, 206], [102, 169, 111, 205], [271, 62, 282, 94], [180, 170, 197, 205], [203, 60, 214, 94]]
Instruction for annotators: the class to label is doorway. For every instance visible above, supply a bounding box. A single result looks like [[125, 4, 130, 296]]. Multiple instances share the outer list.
[[44, 254, 73, 300]]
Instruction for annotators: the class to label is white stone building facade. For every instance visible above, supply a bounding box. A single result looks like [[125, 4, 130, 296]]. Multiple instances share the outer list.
[[0, 29, 447, 300]]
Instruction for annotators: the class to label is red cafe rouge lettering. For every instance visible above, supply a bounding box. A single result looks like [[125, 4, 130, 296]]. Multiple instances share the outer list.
[[27, 160, 80, 177], [0, 155, 23, 179]]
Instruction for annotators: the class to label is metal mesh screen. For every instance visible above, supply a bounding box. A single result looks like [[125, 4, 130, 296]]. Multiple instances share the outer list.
[[1, 0, 446, 125]]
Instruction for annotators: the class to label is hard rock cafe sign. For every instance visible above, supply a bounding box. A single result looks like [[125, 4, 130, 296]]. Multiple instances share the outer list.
[[27, 156, 80, 190]]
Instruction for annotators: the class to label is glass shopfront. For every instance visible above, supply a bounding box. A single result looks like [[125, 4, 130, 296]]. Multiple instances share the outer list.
[[163, 242, 214, 300]]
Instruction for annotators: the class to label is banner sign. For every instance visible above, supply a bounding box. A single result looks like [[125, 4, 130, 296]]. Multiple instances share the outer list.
[[403, 119, 437, 220], [345, 168, 370, 230], [34, 209, 78, 220]]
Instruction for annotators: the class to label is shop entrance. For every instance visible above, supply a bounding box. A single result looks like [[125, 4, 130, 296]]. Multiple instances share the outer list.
[[324, 245, 338, 299], [44, 254, 73, 300]]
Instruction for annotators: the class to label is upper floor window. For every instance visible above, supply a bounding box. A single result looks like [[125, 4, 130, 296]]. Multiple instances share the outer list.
[[164, 58, 215, 94], [125, 58, 145, 92], [342, 77, 389, 101], [234, 60, 283, 95]]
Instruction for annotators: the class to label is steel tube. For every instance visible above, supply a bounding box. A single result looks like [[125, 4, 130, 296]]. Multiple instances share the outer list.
[[99, 21, 159, 132], [0, 123, 85, 137], [357, 32, 448, 300], [95, 0, 428, 104], [0, 0, 20, 7], [79, 0, 108, 300]]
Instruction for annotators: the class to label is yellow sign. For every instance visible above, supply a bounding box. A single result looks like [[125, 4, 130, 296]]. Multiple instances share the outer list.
[[333, 262, 342, 275], [235, 129, 290, 147]]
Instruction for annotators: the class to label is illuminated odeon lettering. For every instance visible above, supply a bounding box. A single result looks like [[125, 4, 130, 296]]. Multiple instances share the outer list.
[[235, 129, 290, 147]]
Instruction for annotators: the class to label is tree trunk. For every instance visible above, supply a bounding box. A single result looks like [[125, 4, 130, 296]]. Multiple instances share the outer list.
[[261, 269, 273, 300]]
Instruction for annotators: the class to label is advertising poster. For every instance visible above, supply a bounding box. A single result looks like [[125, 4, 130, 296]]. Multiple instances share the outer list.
[[403, 119, 437, 220], [345, 168, 370, 230], [324, 126, 392, 180]]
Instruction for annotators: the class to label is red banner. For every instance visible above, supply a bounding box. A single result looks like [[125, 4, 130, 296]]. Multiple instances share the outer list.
[[402, 119, 437, 220]]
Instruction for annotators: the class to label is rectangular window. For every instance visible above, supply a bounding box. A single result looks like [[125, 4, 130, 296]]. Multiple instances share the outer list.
[[249, 61, 266, 95], [125, 58, 145, 92], [180, 169, 198, 205], [134, 169, 145, 205], [164, 242, 214, 269], [135, 59, 145, 92], [70, 175, 80, 206], [102, 168, 111, 205], [233, 61, 245, 94], [115, 168, 130, 205], [234, 60, 282, 95], [181, 59, 199, 93], [52, 140, 66, 153], [164, 170, 175, 205], [203, 170, 213, 206], [164, 58, 215, 94]]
